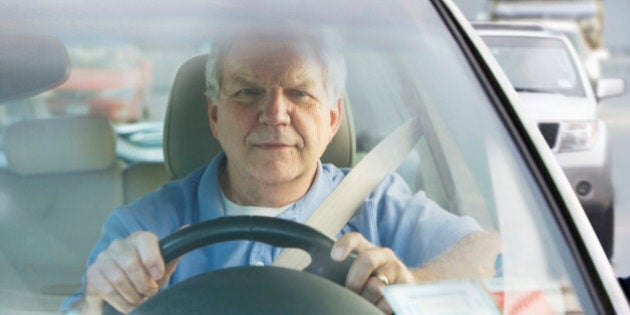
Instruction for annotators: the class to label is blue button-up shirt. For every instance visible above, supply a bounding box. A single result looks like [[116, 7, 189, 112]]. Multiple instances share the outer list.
[[62, 152, 480, 312]]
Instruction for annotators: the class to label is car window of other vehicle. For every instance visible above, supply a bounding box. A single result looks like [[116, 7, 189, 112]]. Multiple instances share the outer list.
[[483, 36, 586, 97]]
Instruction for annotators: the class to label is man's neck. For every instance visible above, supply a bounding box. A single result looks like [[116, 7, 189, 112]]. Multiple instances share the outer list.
[[219, 165, 317, 207]]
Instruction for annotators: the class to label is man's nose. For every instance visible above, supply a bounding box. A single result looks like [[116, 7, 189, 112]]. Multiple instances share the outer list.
[[258, 89, 291, 125]]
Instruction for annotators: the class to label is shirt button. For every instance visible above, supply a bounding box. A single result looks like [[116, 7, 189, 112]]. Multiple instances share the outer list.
[[255, 261, 265, 267]]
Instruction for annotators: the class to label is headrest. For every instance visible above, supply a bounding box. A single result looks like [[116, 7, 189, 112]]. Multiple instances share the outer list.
[[163, 54, 355, 179], [4, 116, 116, 175]]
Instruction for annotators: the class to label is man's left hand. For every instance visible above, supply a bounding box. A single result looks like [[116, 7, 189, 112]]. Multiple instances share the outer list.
[[331, 232, 415, 314]]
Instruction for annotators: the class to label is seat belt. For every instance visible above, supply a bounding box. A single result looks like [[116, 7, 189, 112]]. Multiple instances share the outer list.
[[273, 116, 423, 269]]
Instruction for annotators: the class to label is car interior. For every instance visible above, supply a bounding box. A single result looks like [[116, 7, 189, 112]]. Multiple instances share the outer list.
[[1, 31, 503, 311], [2, 3, 629, 310], [0, 116, 123, 309], [0, 51, 359, 312]]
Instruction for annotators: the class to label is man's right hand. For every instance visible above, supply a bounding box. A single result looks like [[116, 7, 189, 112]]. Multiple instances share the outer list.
[[80, 231, 180, 314]]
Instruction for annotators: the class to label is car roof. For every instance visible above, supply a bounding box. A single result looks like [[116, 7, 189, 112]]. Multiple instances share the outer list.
[[492, 0, 600, 20], [472, 21, 568, 39]]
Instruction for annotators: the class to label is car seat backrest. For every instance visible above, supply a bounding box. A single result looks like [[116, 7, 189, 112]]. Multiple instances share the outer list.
[[163, 54, 356, 180], [4, 116, 116, 175], [0, 116, 124, 300], [123, 161, 170, 204]]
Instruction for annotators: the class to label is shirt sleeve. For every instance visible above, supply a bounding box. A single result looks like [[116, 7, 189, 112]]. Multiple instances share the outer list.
[[59, 206, 145, 313], [344, 173, 482, 268], [59, 165, 211, 313], [59, 190, 185, 313]]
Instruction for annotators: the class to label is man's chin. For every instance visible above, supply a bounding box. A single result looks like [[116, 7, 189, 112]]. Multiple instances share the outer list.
[[255, 170, 300, 184], [249, 163, 307, 184]]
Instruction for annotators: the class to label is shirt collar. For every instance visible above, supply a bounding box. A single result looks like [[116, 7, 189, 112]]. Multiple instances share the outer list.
[[198, 152, 228, 222], [197, 152, 338, 224]]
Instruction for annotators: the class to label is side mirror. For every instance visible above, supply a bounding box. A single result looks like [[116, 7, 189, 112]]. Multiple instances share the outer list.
[[0, 34, 70, 103], [596, 77, 626, 101]]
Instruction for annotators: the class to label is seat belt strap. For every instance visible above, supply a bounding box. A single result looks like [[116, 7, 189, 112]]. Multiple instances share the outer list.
[[273, 116, 422, 269]]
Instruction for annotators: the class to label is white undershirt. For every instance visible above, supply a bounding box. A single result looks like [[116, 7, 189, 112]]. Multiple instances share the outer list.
[[221, 190, 293, 217]]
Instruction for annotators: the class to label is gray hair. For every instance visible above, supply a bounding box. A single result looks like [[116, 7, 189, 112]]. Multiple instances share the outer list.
[[204, 27, 346, 105]]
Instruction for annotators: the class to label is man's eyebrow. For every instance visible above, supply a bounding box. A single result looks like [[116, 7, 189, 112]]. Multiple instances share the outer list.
[[225, 73, 317, 90], [225, 74, 259, 87], [291, 80, 316, 90]]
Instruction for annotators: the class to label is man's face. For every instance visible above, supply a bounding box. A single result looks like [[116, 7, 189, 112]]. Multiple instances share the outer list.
[[208, 40, 342, 190]]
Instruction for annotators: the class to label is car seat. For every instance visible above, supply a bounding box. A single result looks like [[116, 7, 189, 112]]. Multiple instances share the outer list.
[[123, 161, 171, 203], [0, 116, 123, 310], [162, 54, 356, 180]]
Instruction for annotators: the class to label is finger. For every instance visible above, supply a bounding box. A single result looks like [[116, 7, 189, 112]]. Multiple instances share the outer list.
[[96, 251, 146, 306], [102, 277, 139, 313], [372, 257, 415, 285], [98, 273, 137, 314], [85, 265, 135, 314], [157, 256, 183, 287], [346, 247, 389, 292], [331, 232, 373, 261], [112, 243, 160, 298], [359, 275, 386, 304], [376, 296, 394, 315], [128, 232, 164, 281]]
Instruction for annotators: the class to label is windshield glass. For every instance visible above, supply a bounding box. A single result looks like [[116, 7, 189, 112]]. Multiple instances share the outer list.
[[0, 1, 607, 314], [483, 36, 586, 97]]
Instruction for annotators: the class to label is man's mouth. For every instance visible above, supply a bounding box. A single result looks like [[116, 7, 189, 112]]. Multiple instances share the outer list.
[[248, 130, 301, 150], [254, 141, 293, 149]]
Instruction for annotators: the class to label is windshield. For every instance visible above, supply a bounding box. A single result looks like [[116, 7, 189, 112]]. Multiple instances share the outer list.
[[0, 0, 613, 314], [483, 36, 586, 97]]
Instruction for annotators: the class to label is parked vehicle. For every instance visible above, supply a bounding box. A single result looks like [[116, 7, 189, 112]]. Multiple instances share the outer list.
[[536, 19, 609, 82], [1, 0, 628, 314], [486, 0, 608, 80], [474, 22, 625, 258], [487, 0, 604, 49], [44, 44, 152, 123]]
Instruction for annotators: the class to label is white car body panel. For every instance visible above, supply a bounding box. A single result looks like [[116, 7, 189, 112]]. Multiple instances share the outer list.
[[518, 93, 596, 122]]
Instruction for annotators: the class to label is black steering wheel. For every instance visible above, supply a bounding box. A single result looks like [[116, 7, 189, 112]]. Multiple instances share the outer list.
[[103, 216, 382, 314]]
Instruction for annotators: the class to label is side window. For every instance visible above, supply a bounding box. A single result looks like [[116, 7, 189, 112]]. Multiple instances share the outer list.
[[345, 51, 428, 194]]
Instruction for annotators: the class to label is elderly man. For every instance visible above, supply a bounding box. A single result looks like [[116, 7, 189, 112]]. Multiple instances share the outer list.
[[63, 29, 499, 314]]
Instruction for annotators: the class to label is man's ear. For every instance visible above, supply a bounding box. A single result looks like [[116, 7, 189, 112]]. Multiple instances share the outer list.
[[328, 98, 343, 141], [207, 97, 220, 138]]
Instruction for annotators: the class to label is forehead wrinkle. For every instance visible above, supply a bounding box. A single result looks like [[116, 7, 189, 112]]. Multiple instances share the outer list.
[[225, 74, 260, 87], [225, 57, 321, 91]]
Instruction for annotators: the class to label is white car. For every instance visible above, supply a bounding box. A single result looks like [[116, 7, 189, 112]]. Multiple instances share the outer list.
[[535, 19, 609, 82], [487, 0, 605, 50], [474, 22, 626, 257]]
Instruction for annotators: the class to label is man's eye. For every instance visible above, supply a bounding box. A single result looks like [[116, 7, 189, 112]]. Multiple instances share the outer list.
[[286, 89, 308, 98], [236, 88, 263, 96]]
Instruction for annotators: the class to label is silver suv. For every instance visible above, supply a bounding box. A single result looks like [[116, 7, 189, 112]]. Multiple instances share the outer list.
[[474, 22, 626, 257]]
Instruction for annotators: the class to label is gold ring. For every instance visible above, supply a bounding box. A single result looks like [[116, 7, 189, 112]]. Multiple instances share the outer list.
[[376, 274, 390, 286]]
